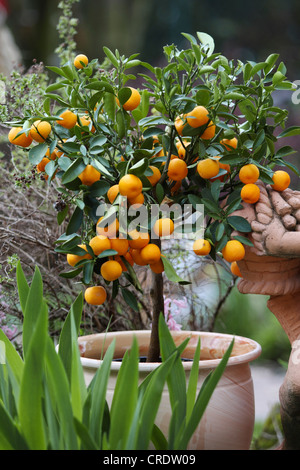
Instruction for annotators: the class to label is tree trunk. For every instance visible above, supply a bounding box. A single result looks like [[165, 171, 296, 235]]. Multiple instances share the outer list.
[[147, 240, 164, 362]]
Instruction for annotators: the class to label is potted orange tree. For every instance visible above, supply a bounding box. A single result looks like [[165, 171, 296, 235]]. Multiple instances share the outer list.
[[6, 31, 299, 448]]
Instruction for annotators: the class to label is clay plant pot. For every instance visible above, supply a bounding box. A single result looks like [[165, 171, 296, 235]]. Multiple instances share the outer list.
[[78, 330, 261, 450]]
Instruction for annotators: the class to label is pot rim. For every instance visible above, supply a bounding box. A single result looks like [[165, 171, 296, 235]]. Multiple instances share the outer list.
[[78, 330, 262, 372]]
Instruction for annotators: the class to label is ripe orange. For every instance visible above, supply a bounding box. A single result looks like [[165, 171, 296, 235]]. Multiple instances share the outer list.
[[186, 105, 209, 128], [272, 170, 291, 191], [30, 120, 51, 142], [46, 148, 58, 160], [97, 216, 119, 238], [130, 248, 148, 266], [116, 87, 141, 111], [100, 259, 123, 281], [197, 158, 219, 179], [222, 240, 245, 263], [220, 137, 238, 150], [114, 252, 134, 271], [240, 183, 260, 204], [107, 184, 120, 204], [231, 261, 242, 277], [36, 157, 50, 175], [128, 229, 150, 249], [74, 54, 89, 69], [239, 164, 260, 184], [201, 121, 216, 140], [153, 218, 174, 238], [147, 166, 161, 186], [167, 158, 188, 181], [128, 192, 145, 207], [210, 156, 230, 181], [89, 235, 111, 256], [78, 164, 101, 186], [193, 239, 211, 256], [119, 174, 143, 199], [56, 110, 77, 129], [110, 238, 129, 256], [140, 243, 161, 265], [150, 258, 164, 274], [67, 244, 92, 267], [84, 286, 107, 305], [174, 115, 186, 136], [8, 127, 32, 147], [78, 115, 95, 132]]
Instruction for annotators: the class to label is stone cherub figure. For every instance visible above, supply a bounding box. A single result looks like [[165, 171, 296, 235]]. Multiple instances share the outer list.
[[233, 180, 300, 450]]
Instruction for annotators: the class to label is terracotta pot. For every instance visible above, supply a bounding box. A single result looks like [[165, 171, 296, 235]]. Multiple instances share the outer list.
[[78, 330, 261, 450]]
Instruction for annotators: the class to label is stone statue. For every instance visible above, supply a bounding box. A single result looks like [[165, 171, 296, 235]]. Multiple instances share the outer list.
[[233, 180, 300, 450]]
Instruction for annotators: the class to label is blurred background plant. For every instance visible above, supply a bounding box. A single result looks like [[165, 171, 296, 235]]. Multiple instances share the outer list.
[[0, 0, 299, 450]]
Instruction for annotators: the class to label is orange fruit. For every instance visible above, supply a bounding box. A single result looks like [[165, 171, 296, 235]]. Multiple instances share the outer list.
[[201, 121, 216, 140], [193, 239, 211, 256], [240, 183, 260, 204], [231, 261, 242, 277], [272, 170, 291, 192], [8, 127, 32, 147], [239, 164, 260, 184], [78, 164, 101, 186], [30, 120, 51, 142], [107, 184, 120, 204], [114, 252, 134, 271], [150, 258, 164, 274], [128, 230, 150, 249], [67, 244, 92, 267], [116, 87, 141, 111], [140, 243, 161, 265], [222, 240, 245, 263], [100, 259, 123, 281], [110, 238, 129, 256], [56, 110, 77, 129], [167, 158, 188, 181], [46, 148, 58, 160], [186, 105, 209, 128], [128, 192, 145, 207], [221, 137, 238, 150], [89, 235, 111, 256], [78, 115, 95, 132], [97, 216, 119, 238], [36, 157, 50, 174], [197, 158, 219, 179], [130, 248, 148, 266], [210, 156, 230, 181], [176, 141, 189, 159], [147, 166, 161, 186], [74, 54, 89, 69], [153, 218, 174, 238], [174, 115, 186, 136], [84, 286, 107, 305], [119, 174, 143, 199]]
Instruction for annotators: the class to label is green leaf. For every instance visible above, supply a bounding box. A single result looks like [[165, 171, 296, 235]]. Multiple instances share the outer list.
[[88, 340, 115, 446], [177, 339, 234, 449], [232, 235, 254, 246], [161, 256, 190, 285], [121, 288, 139, 312], [28, 143, 48, 165], [186, 338, 201, 423], [18, 298, 48, 449], [129, 158, 149, 176], [109, 337, 139, 449], [238, 99, 257, 123], [227, 215, 251, 232], [66, 206, 84, 235], [103, 46, 119, 68], [197, 32, 215, 55], [61, 158, 86, 184], [277, 126, 300, 138]]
